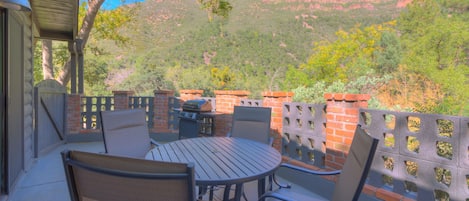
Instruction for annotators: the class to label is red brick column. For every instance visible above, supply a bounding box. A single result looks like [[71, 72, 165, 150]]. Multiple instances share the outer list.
[[179, 89, 203, 102], [67, 94, 82, 135], [213, 90, 250, 136], [113, 91, 134, 110], [262, 91, 294, 151], [153, 90, 174, 133], [324, 93, 370, 170], [214, 90, 250, 114]]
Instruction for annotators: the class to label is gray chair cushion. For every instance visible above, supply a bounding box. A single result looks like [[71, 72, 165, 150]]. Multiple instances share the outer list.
[[62, 150, 197, 201], [260, 125, 379, 201], [100, 108, 152, 158], [230, 106, 272, 145]]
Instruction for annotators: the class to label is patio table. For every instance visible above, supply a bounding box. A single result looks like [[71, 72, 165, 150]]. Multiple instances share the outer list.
[[145, 137, 282, 201]]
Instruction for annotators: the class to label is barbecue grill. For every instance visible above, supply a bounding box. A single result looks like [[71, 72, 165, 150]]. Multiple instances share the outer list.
[[178, 99, 214, 139], [181, 99, 212, 112]]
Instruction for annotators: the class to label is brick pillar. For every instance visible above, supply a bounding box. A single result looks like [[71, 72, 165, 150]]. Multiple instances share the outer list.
[[153, 90, 174, 133], [262, 91, 294, 151], [67, 94, 82, 135], [324, 93, 370, 170], [113, 91, 134, 110], [214, 90, 250, 114], [213, 90, 250, 137], [179, 89, 203, 102]]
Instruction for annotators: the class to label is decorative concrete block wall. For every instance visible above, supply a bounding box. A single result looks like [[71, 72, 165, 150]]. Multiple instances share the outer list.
[[263, 91, 294, 151]]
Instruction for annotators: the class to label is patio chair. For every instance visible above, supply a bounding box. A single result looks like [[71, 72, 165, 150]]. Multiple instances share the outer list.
[[259, 125, 379, 201], [228, 106, 273, 145], [61, 149, 197, 201], [100, 108, 159, 158], [223, 106, 273, 200]]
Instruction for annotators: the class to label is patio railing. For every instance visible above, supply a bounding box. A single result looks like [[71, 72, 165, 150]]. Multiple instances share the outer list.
[[79, 96, 184, 131], [360, 109, 469, 201], [67, 90, 469, 201]]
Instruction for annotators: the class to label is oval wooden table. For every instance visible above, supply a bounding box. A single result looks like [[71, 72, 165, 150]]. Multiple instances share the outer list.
[[145, 137, 282, 201]]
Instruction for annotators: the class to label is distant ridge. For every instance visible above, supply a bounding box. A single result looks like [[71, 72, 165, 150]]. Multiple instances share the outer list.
[[100, 0, 409, 95]]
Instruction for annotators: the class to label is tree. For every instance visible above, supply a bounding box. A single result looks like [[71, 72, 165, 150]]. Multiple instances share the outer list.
[[398, 0, 469, 115], [53, 0, 105, 85], [211, 66, 236, 90], [295, 22, 395, 86], [41, 40, 54, 79], [375, 31, 401, 74], [36, 40, 72, 84], [197, 0, 233, 22], [40, 0, 133, 87]]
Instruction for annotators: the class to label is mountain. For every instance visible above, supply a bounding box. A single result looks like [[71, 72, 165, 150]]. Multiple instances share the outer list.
[[97, 0, 408, 95]]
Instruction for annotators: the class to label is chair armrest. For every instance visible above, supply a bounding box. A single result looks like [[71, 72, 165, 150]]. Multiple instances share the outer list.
[[259, 191, 292, 201], [268, 137, 274, 147], [150, 138, 162, 146], [281, 163, 341, 176]]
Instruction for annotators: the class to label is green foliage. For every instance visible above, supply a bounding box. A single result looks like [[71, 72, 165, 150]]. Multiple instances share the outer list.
[[282, 65, 310, 90], [166, 64, 215, 96], [346, 74, 393, 94], [83, 57, 111, 95], [296, 23, 395, 86], [292, 74, 391, 109], [92, 7, 135, 45], [292, 82, 327, 104], [398, 0, 441, 38], [34, 1, 134, 93], [33, 43, 43, 84], [115, 51, 175, 95], [95, 0, 398, 98], [76, 0, 469, 116], [375, 31, 402, 74], [33, 41, 70, 85], [79, 1, 135, 46], [399, 0, 469, 116], [211, 66, 236, 90], [197, 0, 233, 21], [120, 18, 312, 97]]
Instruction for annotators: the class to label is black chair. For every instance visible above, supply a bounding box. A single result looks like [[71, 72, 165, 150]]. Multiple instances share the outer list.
[[61, 149, 197, 201], [259, 125, 379, 201]]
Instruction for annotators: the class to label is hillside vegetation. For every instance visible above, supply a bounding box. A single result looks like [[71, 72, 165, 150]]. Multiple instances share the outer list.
[[39, 0, 469, 116], [95, 0, 402, 92]]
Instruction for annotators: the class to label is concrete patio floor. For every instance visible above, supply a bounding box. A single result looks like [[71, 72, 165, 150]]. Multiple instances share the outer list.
[[8, 142, 105, 201], [6, 141, 377, 201]]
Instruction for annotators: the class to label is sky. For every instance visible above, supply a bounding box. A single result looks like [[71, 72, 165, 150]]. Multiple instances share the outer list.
[[101, 0, 145, 10]]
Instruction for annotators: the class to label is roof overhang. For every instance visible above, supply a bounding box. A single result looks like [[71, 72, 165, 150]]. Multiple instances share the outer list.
[[31, 0, 78, 41]]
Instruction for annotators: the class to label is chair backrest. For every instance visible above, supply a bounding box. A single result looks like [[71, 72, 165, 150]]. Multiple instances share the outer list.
[[331, 125, 379, 201], [230, 106, 272, 145], [100, 108, 151, 158], [62, 150, 196, 201]]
